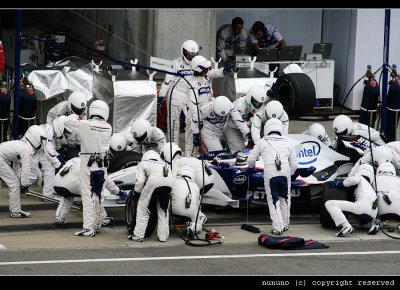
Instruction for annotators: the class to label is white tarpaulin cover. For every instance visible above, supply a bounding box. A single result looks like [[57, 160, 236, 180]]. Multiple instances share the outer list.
[[24, 56, 93, 101], [113, 79, 157, 132], [22, 57, 157, 130]]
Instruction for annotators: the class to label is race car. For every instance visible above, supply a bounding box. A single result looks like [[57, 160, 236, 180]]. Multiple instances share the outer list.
[[103, 133, 350, 209]]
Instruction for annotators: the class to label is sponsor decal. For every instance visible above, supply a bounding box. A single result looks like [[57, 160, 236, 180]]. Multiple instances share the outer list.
[[178, 69, 192, 75], [198, 87, 211, 94], [298, 141, 321, 165], [233, 174, 247, 184]]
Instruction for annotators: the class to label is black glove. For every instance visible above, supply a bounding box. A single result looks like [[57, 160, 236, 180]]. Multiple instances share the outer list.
[[57, 154, 66, 168], [117, 190, 127, 198], [20, 185, 29, 194], [327, 180, 344, 188], [245, 132, 253, 141], [266, 83, 278, 98], [223, 64, 237, 75], [116, 190, 128, 204], [193, 133, 201, 147]]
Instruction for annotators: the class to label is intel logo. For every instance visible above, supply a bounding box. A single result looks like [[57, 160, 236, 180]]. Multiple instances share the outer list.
[[233, 175, 247, 184], [298, 141, 321, 165]]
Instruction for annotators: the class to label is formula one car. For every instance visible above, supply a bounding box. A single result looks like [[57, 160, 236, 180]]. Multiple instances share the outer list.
[[103, 134, 350, 209]]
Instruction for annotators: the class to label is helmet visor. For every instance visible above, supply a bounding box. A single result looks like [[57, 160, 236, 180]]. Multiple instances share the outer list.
[[183, 49, 198, 61], [134, 131, 148, 143], [251, 97, 263, 109], [71, 103, 85, 115], [335, 128, 349, 136]]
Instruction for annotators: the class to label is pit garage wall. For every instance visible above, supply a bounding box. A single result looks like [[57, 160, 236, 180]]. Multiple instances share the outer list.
[[323, 9, 400, 110], [153, 10, 216, 62], [27, 10, 157, 66]]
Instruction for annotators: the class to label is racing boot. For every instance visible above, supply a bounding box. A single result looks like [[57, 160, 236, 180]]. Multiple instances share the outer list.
[[74, 228, 96, 237], [271, 229, 283, 235], [55, 216, 67, 226], [128, 235, 144, 242], [10, 210, 30, 218], [335, 223, 354, 237], [101, 216, 114, 226], [367, 218, 381, 235]]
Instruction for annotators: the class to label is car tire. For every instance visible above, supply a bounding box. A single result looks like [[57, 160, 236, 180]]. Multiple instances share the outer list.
[[274, 73, 316, 117], [125, 192, 157, 237], [108, 151, 143, 174], [320, 184, 351, 228]]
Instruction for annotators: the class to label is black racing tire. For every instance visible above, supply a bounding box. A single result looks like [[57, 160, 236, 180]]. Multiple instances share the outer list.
[[274, 73, 316, 117], [320, 184, 351, 228], [125, 192, 157, 237], [108, 151, 143, 174]]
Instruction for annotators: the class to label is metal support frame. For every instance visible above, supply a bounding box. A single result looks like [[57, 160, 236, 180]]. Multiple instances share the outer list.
[[381, 9, 391, 138], [12, 10, 22, 140]]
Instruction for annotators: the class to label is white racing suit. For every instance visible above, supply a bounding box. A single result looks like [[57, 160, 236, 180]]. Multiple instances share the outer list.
[[53, 157, 120, 223], [128, 126, 166, 154], [171, 174, 206, 234], [159, 57, 192, 145], [376, 175, 400, 221], [330, 122, 385, 150], [30, 124, 62, 197], [171, 155, 214, 195], [224, 96, 266, 155], [325, 174, 378, 228], [251, 110, 289, 144], [133, 160, 174, 242], [185, 69, 225, 157], [200, 101, 249, 152], [0, 140, 34, 213], [349, 141, 400, 177], [65, 115, 112, 234], [301, 129, 332, 147], [46, 101, 87, 146], [216, 24, 248, 64], [248, 135, 298, 232]]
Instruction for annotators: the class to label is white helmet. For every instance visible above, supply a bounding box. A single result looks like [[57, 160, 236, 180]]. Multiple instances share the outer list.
[[191, 55, 211, 74], [131, 119, 152, 143], [246, 85, 267, 110], [377, 162, 396, 176], [142, 150, 161, 162], [181, 40, 199, 64], [264, 118, 284, 136], [89, 100, 109, 121], [371, 146, 392, 168], [53, 115, 72, 139], [23, 125, 47, 150], [265, 100, 284, 119], [213, 96, 233, 117], [332, 115, 353, 136], [160, 142, 182, 164], [307, 123, 327, 142], [356, 163, 374, 184], [68, 91, 87, 115], [177, 165, 195, 180], [110, 133, 128, 153], [283, 63, 303, 74]]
